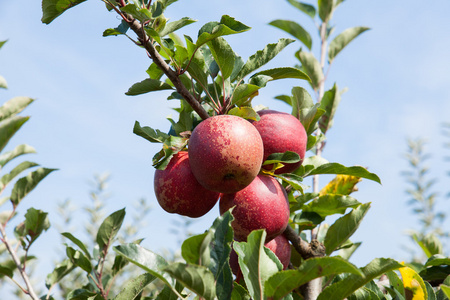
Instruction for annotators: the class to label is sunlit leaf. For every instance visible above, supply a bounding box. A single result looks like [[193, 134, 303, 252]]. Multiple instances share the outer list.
[[251, 67, 311, 85], [318, 258, 403, 300], [228, 106, 260, 121], [265, 257, 362, 299], [181, 232, 212, 266], [62, 232, 91, 260], [441, 285, 450, 298], [318, 0, 335, 22], [307, 163, 381, 184], [152, 135, 189, 170], [159, 17, 197, 37], [10, 168, 57, 207], [269, 20, 312, 50], [208, 37, 235, 80], [133, 121, 169, 144], [329, 27, 370, 62], [231, 84, 261, 107], [96, 208, 126, 253], [120, 3, 152, 22], [0, 144, 36, 168], [45, 259, 75, 289], [302, 194, 361, 218], [196, 15, 251, 48], [163, 263, 216, 300], [0, 161, 39, 191], [319, 83, 341, 133], [66, 246, 92, 273], [0, 115, 29, 153], [320, 174, 362, 196], [114, 273, 156, 300], [41, 0, 87, 24], [287, 0, 316, 18], [324, 203, 370, 255], [425, 254, 450, 267], [126, 78, 174, 95], [0, 97, 34, 122], [386, 270, 406, 297], [295, 50, 323, 90], [398, 266, 428, 300]]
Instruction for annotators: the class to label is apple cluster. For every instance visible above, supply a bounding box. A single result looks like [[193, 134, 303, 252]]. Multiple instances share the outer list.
[[154, 109, 307, 270]]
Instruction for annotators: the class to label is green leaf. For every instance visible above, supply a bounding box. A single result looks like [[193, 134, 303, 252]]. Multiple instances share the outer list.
[[0, 161, 39, 191], [133, 121, 169, 143], [103, 21, 130, 37], [319, 83, 341, 134], [441, 285, 450, 298], [0, 97, 34, 122], [0, 265, 13, 278], [24, 207, 50, 241], [275, 173, 309, 194], [0, 76, 7, 89], [181, 232, 212, 266], [292, 211, 324, 231], [265, 257, 362, 299], [425, 281, 436, 300], [231, 282, 251, 299], [290, 86, 314, 118], [66, 289, 98, 300], [269, 20, 312, 50], [287, 0, 316, 18], [263, 151, 301, 166], [66, 246, 92, 273], [120, 3, 152, 22], [96, 208, 126, 254], [318, 0, 335, 22], [10, 168, 57, 207], [338, 241, 361, 261], [386, 270, 405, 297], [196, 15, 251, 48], [228, 107, 260, 121], [0, 115, 29, 153], [163, 263, 216, 300], [62, 232, 91, 260], [207, 37, 235, 80], [236, 38, 295, 81], [318, 258, 403, 300], [41, 0, 87, 24], [250, 67, 311, 85], [159, 17, 197, 37], [425, 255, 450, 267], [413, 233, 443, 258], [0, 40, 6, 50], [302, 195, 361, 218], [234, 230, 280, 300], [125, 78, 174, 95], [113, 273, 156, 300], [328, 27, 370, 62], [295, 50, 324, 90], [155, 281, 185, 300], [231, 84, 261, 107], [114, 243, 180, 297], [45, 259, 76, 289], [209, 210, 234, 300], [0, 144, 36, 168], [152, 135, 188, 170], [307, 163, 382, 184], [324, 203, 370, 255]]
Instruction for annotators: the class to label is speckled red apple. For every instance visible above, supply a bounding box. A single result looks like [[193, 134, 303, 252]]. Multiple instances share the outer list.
[[219, 174, 290, 242], [188, 115, 264, 193], [154, 151, 220, 218], [251, 110, 307, 174]]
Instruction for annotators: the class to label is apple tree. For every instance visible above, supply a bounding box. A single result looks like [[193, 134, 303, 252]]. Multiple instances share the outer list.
[[1, 0, 450, 299]]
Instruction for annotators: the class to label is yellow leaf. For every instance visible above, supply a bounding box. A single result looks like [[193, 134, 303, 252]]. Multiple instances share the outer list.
[[398, 265, 428, 300], [319, 175, 362, 196]]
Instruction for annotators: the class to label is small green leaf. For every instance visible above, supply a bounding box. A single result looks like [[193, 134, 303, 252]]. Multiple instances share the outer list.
[[62, 232, 91, 260], [230, 84, 261, 107], [10, 168, 57, 206], [236, 38, 295, 81], [318, 0, 335, 22], [307, 163, 381, 184], [113, 273, 156, 300], [96, 208, 126, 253], [41, 0, 87, 24], [24, 208, 50, 241], [181, 232, 212, 266], [425, 255, 450, 267], [152, 135, 188, 170], [319, 83, 341, 134], [324, 203, 371, 255], [290, 86, 314, 118], [302, 195, 361, 218], [234, 230, 279, 300], [228, 107, 260, 121], [208, 37, 235, 80], [251, 67, 311, 85], [0, 265, 13, 278], [328, 27, 370, 62], [413, 233, 443, 258], [196, 15, 251, 48], [103, 21, 130, 37], [66, 246, 92, 273], [0, 161, 39, 191], [441, 285, 450, 298], [275, 173, 309, 194], [0, 97, 34, 122], [120, 3, 152, 22], [317, 258, 403, 300], [45, 259, 75, 289], [159, 17, 197, 37], [163, 263, 216, 300], [263, 151, 301, 166], [287, 0, 316, 18], [265, 257, 362, 299], [269, 20, 312, 50], [133, 121, 169, 143], [0, 76, 7, 89], [385, 270, 405, 297], [292, 211, 324, 231], [295, 50, 324, 90], [0, 144, 36, 168], [0, 115, 30, 153], [231, 282, 251, 299], [126, 78, 174, 95]]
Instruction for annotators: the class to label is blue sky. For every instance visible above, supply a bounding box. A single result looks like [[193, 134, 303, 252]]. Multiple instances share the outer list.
[[1, 0, 450, 294]]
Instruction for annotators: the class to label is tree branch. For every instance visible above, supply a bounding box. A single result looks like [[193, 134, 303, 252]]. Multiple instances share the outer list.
[[0, 224, 39, 300], [123, 13, 211, 120], [283, 226, 325, 260]]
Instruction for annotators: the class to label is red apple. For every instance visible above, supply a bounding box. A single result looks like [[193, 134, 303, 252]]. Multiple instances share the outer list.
[[188, 115, 264, 193], [219, 174, 290, 242], [251, 110, 307, 174], [265, 234, 291, 270], [153, 151, 220, 218]]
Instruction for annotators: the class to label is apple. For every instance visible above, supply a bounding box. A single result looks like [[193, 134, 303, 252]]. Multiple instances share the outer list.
[[251, 109, 307, 174], [219, 174, 290, 242], [188, 115, 264, 193], [153, 151, 220, 218]]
